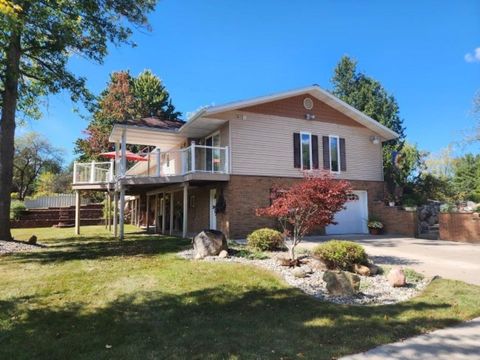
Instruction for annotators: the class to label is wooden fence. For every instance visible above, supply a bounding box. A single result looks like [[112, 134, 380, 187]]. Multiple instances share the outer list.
[[24, 194, 91, 209]]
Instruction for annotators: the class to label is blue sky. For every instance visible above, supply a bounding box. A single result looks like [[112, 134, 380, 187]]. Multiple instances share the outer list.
[[21, 0, 480, 164]]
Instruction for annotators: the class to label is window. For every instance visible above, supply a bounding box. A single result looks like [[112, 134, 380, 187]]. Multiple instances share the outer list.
[[301, 132, 312, 170], [329, 135, 340, 172], [205, 132, 221, 172]]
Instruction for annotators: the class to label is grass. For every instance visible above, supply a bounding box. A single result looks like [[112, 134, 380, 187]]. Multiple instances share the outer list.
[[1, 226, 480, 359]]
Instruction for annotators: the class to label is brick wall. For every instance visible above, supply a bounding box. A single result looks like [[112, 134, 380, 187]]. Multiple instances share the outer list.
[[370, 203, 418, 237], [222, 175, 388, 238], [439, 213, 480, 243]]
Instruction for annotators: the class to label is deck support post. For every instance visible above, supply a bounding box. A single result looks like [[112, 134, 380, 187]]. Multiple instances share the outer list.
[[107, 192, 112, 232], [169, 192, 174, 235], [131, 198, 135, 225], [146, 194, 150, 233], [119, 187, 125, 240], [120, 128, 127, 177], [182, 183, 188, 238], [161, 192, 166, 234], [74, 190, 81, 235], [154, 194, 159, 233], [115, 142, 120, 177], [138, 197, 141, 227], [113, 191, 118, 238]]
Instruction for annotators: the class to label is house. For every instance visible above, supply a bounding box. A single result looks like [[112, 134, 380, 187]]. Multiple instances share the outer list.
[[72, 85, 402, 239]]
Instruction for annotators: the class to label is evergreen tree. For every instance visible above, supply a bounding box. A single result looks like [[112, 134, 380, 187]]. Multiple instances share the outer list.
[[331, 56, 407, 194]]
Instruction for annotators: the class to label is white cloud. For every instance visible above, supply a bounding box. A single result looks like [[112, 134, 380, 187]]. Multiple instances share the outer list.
[[465, 47, 480, 63]]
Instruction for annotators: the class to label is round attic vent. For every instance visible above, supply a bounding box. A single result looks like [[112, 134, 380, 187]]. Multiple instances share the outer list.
[[303, 97, 314, 110]]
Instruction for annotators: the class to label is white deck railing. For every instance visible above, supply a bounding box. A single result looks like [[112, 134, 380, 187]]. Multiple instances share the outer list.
[[73, 161, 114, 184], [73, 144, 229, 184]]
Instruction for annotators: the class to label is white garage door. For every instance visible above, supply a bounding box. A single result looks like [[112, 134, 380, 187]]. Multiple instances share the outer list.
[[326, 191, 368, 235]]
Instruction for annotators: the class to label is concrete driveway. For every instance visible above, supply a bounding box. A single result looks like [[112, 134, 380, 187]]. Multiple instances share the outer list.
[[300, 235, 480, 285]]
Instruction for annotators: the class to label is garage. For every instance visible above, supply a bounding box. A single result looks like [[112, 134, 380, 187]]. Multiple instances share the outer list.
[[326, 190, 369, 235]]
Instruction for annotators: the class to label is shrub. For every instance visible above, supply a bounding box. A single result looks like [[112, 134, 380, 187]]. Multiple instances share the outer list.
[[440, 203, 457, 213], [247, 228, 284, 251], [313, 240, 368, 271], [10, 200, 26, 220], [402, 197, 418, 207]]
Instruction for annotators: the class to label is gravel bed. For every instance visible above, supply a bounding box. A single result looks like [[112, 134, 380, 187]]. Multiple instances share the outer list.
[[178, 249, 429, 305], [0, 240, 42, 255]]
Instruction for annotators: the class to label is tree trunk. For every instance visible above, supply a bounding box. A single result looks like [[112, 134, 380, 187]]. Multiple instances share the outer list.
[[0, 31, 22, 241], [289, 245, 296, 261]]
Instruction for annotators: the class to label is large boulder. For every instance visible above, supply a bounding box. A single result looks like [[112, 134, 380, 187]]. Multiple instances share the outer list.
[[323, 270, 360, 296], [192, 229, 228, 259], [387, 267, 406, 287]]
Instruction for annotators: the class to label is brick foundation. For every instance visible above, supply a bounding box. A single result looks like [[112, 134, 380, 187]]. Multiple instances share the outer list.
[[221, 175, 393, 239], [439, 213, 480, 243]]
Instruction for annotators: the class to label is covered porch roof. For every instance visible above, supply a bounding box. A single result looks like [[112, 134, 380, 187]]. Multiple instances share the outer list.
[[109, 117, 228, 151], [109, 124, 184, 149]]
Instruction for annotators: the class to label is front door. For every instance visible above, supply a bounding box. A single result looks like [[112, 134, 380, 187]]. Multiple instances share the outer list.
[[209, 188, 217, 229]]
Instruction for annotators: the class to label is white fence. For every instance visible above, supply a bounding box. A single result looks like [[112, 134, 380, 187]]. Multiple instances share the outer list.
[[24, 194, 91, 209]]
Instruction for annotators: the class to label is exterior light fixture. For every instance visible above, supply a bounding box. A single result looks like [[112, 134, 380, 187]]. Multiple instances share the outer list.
[[370, 135, 380, 145]]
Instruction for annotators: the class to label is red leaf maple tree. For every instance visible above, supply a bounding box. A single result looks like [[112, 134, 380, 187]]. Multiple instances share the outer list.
[[256, 171, 353, 260]]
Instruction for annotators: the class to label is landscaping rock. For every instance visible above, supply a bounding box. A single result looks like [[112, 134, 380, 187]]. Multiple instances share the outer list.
[[292, 268, 307, 278], [353, 264, 371, 276], [302, 265, 313, 274], [177, 249, 429, 305], [192, 229, 228, 259], [28, 235, 37, 245], [387, 267, 406, 287], [307, 258, 328, 271], [367, 263, 381, 276], [218, 250, 228, 258], [323, 270, 360, 296]]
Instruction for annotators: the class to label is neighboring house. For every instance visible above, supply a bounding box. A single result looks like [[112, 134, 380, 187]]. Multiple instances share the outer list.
[[72, 85, 399, 239]]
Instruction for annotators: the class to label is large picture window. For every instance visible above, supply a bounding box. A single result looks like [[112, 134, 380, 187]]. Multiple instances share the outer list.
[[301, 132, 312, 170], [329, 135, 340, 172]]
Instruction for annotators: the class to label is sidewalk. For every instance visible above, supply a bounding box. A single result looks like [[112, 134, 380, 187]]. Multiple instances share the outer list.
[[341, 317, 480, 359]]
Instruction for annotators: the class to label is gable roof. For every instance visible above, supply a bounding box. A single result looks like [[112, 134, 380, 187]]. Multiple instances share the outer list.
[[185, 85, 399, 141]]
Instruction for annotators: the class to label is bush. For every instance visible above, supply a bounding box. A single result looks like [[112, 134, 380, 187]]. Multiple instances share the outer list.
[[402, 197, 418, 207], [312, 240, 368, 271], [247, 228, 284, 251], [10, 200, 26, 220], [440, 203, 457, 213]]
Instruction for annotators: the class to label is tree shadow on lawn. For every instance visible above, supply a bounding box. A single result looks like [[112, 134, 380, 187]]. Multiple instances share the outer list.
[[4, 234, 190, 264], [0, 283, 471, 360]]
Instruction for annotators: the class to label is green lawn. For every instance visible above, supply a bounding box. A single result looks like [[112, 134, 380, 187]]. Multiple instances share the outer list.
[[1, 226, 480, 359]]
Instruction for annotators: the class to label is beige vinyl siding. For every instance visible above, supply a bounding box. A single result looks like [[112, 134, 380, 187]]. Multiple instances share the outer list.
[[223, 111, 384, 181]]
